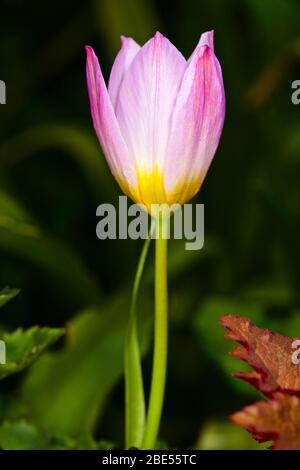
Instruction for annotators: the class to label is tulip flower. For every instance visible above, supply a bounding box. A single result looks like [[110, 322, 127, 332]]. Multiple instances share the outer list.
[[86, 31, 225, 213], [85, 31, 225, 451]]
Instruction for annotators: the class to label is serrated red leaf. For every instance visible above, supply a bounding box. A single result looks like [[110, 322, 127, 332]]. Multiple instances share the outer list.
[[231, 392, 300, 449], [220, 315, 300, 396]]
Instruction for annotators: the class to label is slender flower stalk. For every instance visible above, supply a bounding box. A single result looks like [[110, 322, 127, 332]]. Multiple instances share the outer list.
[[142, 215, 168, 449]]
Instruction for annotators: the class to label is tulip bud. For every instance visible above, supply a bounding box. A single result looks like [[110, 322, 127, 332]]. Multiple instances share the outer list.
[[86, 31, 225, 213]]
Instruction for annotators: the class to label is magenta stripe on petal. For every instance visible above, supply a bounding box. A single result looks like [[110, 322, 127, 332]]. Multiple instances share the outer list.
[[85, 45, 137, 189], [164, 32, 225, 195]]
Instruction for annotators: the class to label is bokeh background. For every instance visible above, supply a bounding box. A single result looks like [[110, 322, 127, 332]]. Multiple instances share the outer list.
[[0, 0, 299, 450]]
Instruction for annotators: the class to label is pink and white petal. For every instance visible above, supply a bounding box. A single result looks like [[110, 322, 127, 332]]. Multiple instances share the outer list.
[[108, 36, 141, 110], [85, 46, 137, 191], [115, 32, 186, 174], [165, 39, 225, 200], [187, 30, 214, 65]]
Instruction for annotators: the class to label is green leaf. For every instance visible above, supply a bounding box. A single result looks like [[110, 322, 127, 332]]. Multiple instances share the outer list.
[[0, 420, 48, 450], [196, 420, 267, 450], [125, 237, 151, 448], [270, 308, 300, 337], [46, 435, 117, 450], [144, 236, 221, 285], [0, 189, 102, 305], [0, 287, 20, 309], [22, 293, 152, 439], [242, 280, 295, 308], [94, 440, 117, 450], [193, 297, 266, 396], [0, 327, 64, 380], [0, 420, 117, 450], [0, 125, 113, 199]]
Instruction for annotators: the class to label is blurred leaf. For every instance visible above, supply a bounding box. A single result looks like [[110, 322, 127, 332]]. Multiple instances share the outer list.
[[145, 236, 221, 285], [93, 0, 159, 56], [0, 189, 102, 305], [241, 280, 295, 308], [271, 309, 300, 337], [0, 287, 20, 309], [22, 293, 152, 438], [154, 440, 172, 450], [47, 435, 117, 450], [124, 237, 150, 449], [0, 124, 113, 199], [0, 188, 33, 222], [231, 392, 300, 450], [0, 326, 64, 380], [94, 440, 117, 450], [243, 0, 300, 48], [245, 20, 300, 109], [168, 236, 221, 282], [6, 7, 91, 112], [0, 392, 30, 423], [0, 419, 117, 450], [0, 420, 48, 450], [193, 297, 266, 395], [196, 419, 265, 450], [245, 47, 296, 109], [286, 125, 300, 160], [169, 287, 198, 326]]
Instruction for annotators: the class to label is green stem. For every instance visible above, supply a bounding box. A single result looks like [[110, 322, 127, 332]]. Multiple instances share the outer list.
[[142, 215, 168, 449], [125, 236, 151, 449]]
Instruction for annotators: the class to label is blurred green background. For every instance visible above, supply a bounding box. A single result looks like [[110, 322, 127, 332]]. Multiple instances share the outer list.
[[0, 0, 299, 450]]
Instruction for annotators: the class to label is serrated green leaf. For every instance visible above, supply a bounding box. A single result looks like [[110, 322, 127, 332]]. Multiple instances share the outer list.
[[0, 287, 20, 309], [0, 326, 64, 380]]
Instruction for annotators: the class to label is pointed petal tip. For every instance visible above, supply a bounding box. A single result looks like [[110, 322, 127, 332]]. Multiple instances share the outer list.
[[199, 30, 214, 49], [85, 45, 95, 58], [151, 31, 165, 45], [190, 31, 216, 63], [140, 31, 171, 54], [120, 35, 130, 45], [120, 35, 141, 49], [154, 31, 164, 39]]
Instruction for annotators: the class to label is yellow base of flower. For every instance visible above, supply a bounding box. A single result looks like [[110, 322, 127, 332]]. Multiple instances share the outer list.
[[120, 166, 204, 214]]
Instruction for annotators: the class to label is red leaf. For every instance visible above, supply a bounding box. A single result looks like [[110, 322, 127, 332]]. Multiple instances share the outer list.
[[220, 315, 300, 396], [231, 392, 300, 450]]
